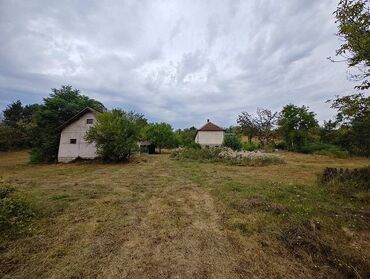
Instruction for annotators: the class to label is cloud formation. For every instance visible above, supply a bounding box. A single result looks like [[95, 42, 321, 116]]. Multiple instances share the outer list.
[[0, 0, 356, 128]]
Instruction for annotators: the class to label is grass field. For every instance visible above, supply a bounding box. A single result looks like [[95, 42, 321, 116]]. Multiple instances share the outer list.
[[0, 151, 369, 278]]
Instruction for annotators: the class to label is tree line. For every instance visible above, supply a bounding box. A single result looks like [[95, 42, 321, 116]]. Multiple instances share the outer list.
[[223, 93, 369, 157], [0, 0, 368, 160], [0, 85, 198, 162]]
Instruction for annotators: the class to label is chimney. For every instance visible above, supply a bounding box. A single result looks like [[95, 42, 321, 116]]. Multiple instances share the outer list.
[[207, 119, 210, 122]]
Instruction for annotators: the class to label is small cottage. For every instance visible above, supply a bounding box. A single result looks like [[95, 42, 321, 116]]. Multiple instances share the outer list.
[[57, 107, 98, 162], [195, 119, 225, 147]]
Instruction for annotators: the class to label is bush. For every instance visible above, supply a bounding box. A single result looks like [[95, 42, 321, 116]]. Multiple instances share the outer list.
[[274, 142, 286, 150], [319, 166, 370, 195], [300, 143, 349, 158], [171, 147, 285, 166], [0, 186, 37, 238], [242, 142, 259, 151], [85, 110, 140, 162], [223, 134, 242, 151]]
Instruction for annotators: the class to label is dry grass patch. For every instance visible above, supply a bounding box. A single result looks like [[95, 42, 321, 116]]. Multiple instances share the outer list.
[[0, 151, 369, 278]]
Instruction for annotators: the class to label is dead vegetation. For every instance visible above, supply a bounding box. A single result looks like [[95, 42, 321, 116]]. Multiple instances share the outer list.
[[0, 151, 369, 278]]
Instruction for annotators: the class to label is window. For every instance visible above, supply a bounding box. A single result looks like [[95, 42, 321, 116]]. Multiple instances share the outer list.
[[86, 119, 94, 124], [70, 139, 77, 144]]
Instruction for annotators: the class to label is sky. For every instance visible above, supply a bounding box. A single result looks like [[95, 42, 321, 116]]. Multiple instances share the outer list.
[[0, 0, 359, 128]]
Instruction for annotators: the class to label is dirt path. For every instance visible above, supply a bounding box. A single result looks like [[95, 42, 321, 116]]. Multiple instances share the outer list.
[[100, 156, 241, 278]]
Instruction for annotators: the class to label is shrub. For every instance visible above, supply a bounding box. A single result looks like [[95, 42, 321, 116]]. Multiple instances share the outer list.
[[223, 134, 242, 151], [300, 143, 349, 158], [319, 166, 370, 194], [274, 142, 287, 150], [242, 142, 259, 151], [85, 110, 140, 162], [171, 147, 285, 166], [0, 186, 37, 238]]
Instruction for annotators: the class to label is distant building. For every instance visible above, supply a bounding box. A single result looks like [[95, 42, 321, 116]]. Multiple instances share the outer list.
[[57, 107, 98, 163], [195, 119, 225, 147]]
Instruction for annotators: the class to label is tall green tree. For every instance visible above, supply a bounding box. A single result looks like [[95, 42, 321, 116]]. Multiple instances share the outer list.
[[334, 0, 370, 90], [278, 105, 319, 151], [145, 123, 177, 153], [3, 100, 24, 127], [328, 93, 370, 155], [31, 85, 105, 163], [0, 101, 40, 150], [85, 110, 140, 161]]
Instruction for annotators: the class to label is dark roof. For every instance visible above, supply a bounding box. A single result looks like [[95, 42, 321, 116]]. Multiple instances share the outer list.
[[58, 107, 99, 131], [198, 120, 225, 132]]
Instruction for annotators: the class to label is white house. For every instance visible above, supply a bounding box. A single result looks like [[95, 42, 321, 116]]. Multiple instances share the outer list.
[[57, 107, 98, 162], [195, 119, 225, 147]]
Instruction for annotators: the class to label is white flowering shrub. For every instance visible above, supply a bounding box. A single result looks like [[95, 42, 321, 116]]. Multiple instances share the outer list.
[[171, 147, 285, 166]]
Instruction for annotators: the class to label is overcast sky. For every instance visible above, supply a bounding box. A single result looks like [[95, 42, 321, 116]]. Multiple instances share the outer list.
[[0, 0, 358, 128]]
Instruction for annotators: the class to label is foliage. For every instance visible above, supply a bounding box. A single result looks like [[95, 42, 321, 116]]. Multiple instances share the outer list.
[[334, 0, 370, 90], [85, 110, 140, 162], [0, 185, 37, 238], [237, 108, 278, 145], [175, 127, 197, 147], [223, 134, 242, 151], [30, 85, 105, 163], [0, 101, 40, 150], [237, 111, 259, 143], [300, 143, 350, 158], [145, 122, 177, 152], [319, 166, 370, 194], [242, 142, 259, 151], [278, 105, 319, 151], [171, 147, 285, 166], [326, 93, 370, 155], [126, 111, 148, 140]]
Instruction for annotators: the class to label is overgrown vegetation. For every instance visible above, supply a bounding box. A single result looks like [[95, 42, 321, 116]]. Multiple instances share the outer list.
[[171, 147, 284, 166], [145, 122, 177, 153], [0, 185, 37, 238], [320, 166, 370, 194], [0, 101, 40, 151], [30, 85, 106, 163], [300, 142, 349, 158], [85, 110, 143, 162], [223, 134, 242, 151]]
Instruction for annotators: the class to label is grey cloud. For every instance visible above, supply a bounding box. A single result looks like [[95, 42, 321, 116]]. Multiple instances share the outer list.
[[0, 0, 357, 128]]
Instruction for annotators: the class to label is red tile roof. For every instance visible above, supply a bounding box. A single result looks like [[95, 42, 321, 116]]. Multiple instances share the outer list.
[[198, 120, 225, 131]]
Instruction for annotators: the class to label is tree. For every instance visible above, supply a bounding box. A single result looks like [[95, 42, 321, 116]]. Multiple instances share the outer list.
[[31, 85, 105, 163], [223, 134, 242, 151], [237, 112, 259, 143], [278, 105, 319, 151], [328, 93, 370, 155], [1, 101, 40, 150], [3, 100, 24, 127], [175, 127, 197, 147], [85, 110, 140, 161], [123, 111, 148, 140], [145, 123, 176, 153], [333, 0, 370, 90], [254, 108, 278, 145], [237, 108, 278, 145]]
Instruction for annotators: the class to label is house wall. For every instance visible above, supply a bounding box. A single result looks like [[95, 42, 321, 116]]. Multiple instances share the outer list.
[[58, 112, 97, 162], [195, 131, 224, 147]]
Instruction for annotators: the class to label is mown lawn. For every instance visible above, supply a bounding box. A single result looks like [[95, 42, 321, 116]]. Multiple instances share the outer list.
[[0, 151, 369, 278]]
